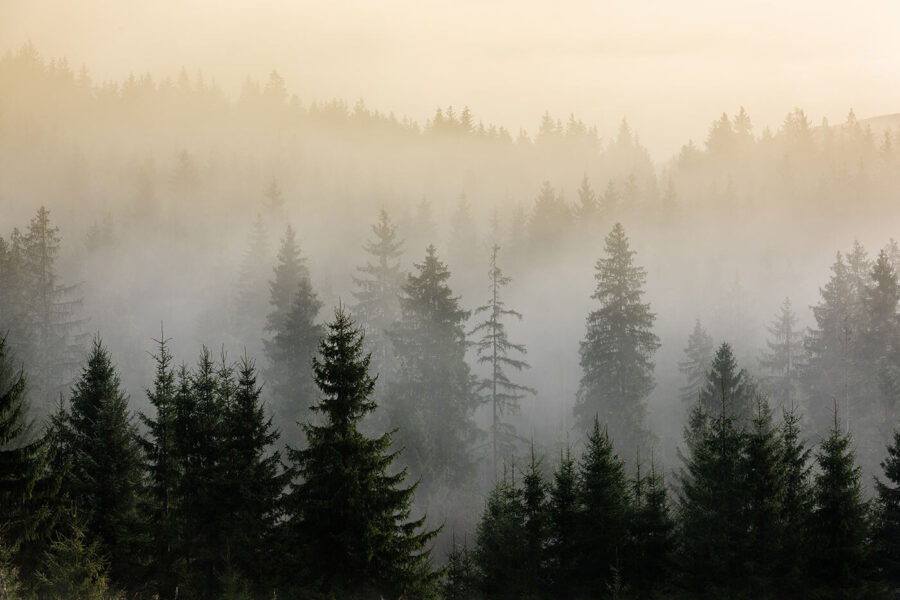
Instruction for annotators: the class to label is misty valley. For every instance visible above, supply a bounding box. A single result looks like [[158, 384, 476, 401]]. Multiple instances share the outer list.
[[3, 40, 900, 600]]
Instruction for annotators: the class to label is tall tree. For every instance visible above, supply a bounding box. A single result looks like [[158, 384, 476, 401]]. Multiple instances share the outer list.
[[760, 298, 804, 411], [627, 457, 675, 599], [698, 342, 756, 427], [678, 320, 714, 405], [520, 449, 549, 599], [352, 209, 405, 379], [55, 337, 147, 592], [233, 214, 270, 357], [575, 223, 660, 452], [474, 474, 527, 600], [779, 405, 814, 596], [574, 175, 598, 223], [528, 181, 571, 252], [264, 225, 323, 445], [283, 307, 438, 598], [471, 245, 534, 477], [876, 430, 900, 595], [388, 245, 479, 499], [548, 447, 578, 600]]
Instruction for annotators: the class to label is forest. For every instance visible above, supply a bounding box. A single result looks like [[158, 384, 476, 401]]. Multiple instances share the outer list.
[[3, 39, 900, 599]]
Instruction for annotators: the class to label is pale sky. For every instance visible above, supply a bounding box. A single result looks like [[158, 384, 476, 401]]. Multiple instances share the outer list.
[[3, 0, 898, 158]]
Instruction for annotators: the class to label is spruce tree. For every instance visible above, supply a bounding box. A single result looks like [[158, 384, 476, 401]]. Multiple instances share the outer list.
[[809, 408, 875, 598], [57, 337, 147, 592], [678, 319, 714, 405], [576, 418, 630, 598], [698, 342, 756, 427], [574, 175, 598, 223], [233, 214, 270, 357], [138, 332, 181, 598], [528, 181, 571, 252], [779, 405, 814, 596], [471, 245, 534, 477], [352, 209, 404, 379], [520, 449, 548, 599], [575, 223, 660, 452], [284, 307, 438, 598], [474, 475, 526, 600], [442, 537, 480, 600], [264, 225, 323, 446], [388, 245, 479, 499], [876, 429, 900, 594], [760, 298, 804, 412], [548, 447, 578, 600], [627, 459, 674, 599]]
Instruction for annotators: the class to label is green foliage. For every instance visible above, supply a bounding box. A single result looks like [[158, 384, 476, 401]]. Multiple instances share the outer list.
[[35, 520, 113, 600], [547, 447, 578, 600], [285, 307, 439, 599], [698, 342, 757, 427], [678, 319, 714, 405], [575, 222, 659, 452], [876, 430, 900, 594], [627, 459, 675, 599], [474, 476, 526, 600], [442, 538, 481, 600]]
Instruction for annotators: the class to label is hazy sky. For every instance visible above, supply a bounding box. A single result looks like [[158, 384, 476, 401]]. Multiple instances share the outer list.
[[3, 0, 898, 158]]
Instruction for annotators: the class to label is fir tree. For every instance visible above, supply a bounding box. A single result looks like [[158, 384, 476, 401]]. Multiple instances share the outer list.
[[779, 405, 814, 596], [698, 342, 756, 427], [576, 418, 630, 598], [388, 245, 479, 499], [56, 337, 146, 592], [574, 175, 597, 223], [876, 430, 900, 594], [548, 447, 578, 600], [760, 298, 804, 412], [627, 458, 674, 599], [809, 407, 876, 598], [528, 181, 570, 252], [35, 520, 111, 600], [474, 475, 526, 600], [520, 449, 548, 599], [442, 536, 480, 600], [575, 223, 660, 452], [678, 319, 714, 405], [233, 214, 270, 357], [471, 245, 534, 477], [352, 209, 405, 379], [284, 307, 438, 598]]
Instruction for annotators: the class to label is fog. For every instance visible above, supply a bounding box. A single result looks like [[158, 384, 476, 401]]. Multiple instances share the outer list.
[[3, 4, 900, 596]]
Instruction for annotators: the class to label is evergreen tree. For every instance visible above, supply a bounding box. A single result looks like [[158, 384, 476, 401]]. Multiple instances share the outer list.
[[233, 214, 270, 357], [352, 209, 405, 379], [627, 457, 675, 599], [576, 418, 630, 598], [547, 447, 578, 600], [471, 245, 534, 477], [284, 307, 438, 598], [520, 449, 548, 599], [698, 342, 756, 427], [779, 405, 814, 596], [678, 319, 714, 405], [876, 430, 900, 595], [574, 175, 598, 223], [138, 332, 181, 598], [527, 181, 570, 252], [442, 537, 480, 600], [474, 475, 526, 600], [575, 223, 660, 452], [56, 337, 146, 592], [809, 407, 876, 598], [264, 225, 323, 446], [760, 298, 804, 412], [388, 246, 479, 499], [35, 520, 111, 600]]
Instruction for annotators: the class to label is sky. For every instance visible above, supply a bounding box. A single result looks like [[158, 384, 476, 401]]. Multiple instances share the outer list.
[[3, 0, 899, 159]]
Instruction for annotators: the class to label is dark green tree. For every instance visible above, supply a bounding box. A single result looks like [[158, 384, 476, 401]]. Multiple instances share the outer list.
[[575, 223, 660, 452], [284, 307, 438, 599], [520, 449, 548, 599], [474, 476, 526, 600], [547, 447, 578, 600], [779, 405, 814, 596], [699, 342, 756, 427], [471, 245, 534, 477], [627, 457, 675, 599], [56, 337, 146, 592], [678, 319, 714, 405], [442, 536, 481, 600], [876, 429, 900, 595], [760, 298, 804, 412]]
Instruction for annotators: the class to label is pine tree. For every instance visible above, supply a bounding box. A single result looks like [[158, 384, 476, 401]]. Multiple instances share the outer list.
[[809, 407, 876, 598], [574, 175, 597, 223], [264, 225, 323, 446], [442, 536, 480, 600], [528, 181, 570, 252], [520, 449, 548, 598], [219, 354, 286, 595], [779, 405, 814, 596], [548, 447, 578, 600], [876, 430, 900, 594], [35, 520, 111, 600], [388, 245, 479, 499], [698, 342, 756, 427], [352, 209, 404, 379], [474, 475, 526, 600], [284, 307, 438, 598], [627, 457, 674, 599], [678, 319, 714, 405], [56, 337, 147, 592], [760, 298, 804, 412], [138, 332, 181, 598], [575, 223, 660, 452], [471, 245, 534, 477], [576, 418, 630, 598]]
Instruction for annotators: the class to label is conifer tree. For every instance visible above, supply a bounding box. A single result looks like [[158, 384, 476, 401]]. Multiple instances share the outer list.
[[809, 407, 876, 598], [575, 223, 660, 452], [521, 449, 548, 599], [352, 209, 405, 378], [779, 405, 814, 596], [678, 320, 714, 405], [698, 342, 756, 427], [474, 475, 526, 600], [138, 332, 181, 598], [576, 418, 630, 598], [264, 225, 323, 445], [471, 245, 534, 477], [876, 429, 900, 594], [528, 181, 571, 252], [760, 298, 804, 411], [233, 214, 270, 356], [56, 337, 146, 592], [627, 458, 674, 599], [388, 245, 479, 498], [284, 307, 438, 598], [548, 447, 578, 600], [442, 537, 480, 600], [574, 175, 597, 223]]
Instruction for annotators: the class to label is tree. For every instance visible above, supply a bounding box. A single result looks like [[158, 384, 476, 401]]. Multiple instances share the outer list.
[[474, 475, 526, 600], [627, 457, 674, 599], [809, 407, 876, 598], [876, 430, 900, 595], [574, 175, 598, 223], [56, 337, 146, 592], [678, 320, 714, 405], [698, 342, 756, 428], [527, 181, 570, 252], [576, 418, 630, 598], [760, 298, 804, 412], [283, 307, 438, 598], [442, 537, 480, 600], [779, 405, 814, 596], [575, 223, 660, 452], [138, 332, 181, 598], [35, 520, 111, 600], [264, 225, 323, 446], [352, 209, 405, 379], [471, 245, 534, 477], [388, 246, 479, 499], [548, 447, 578, 600], [520, 449, 548, 599], [233, 214, 270, 357]]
